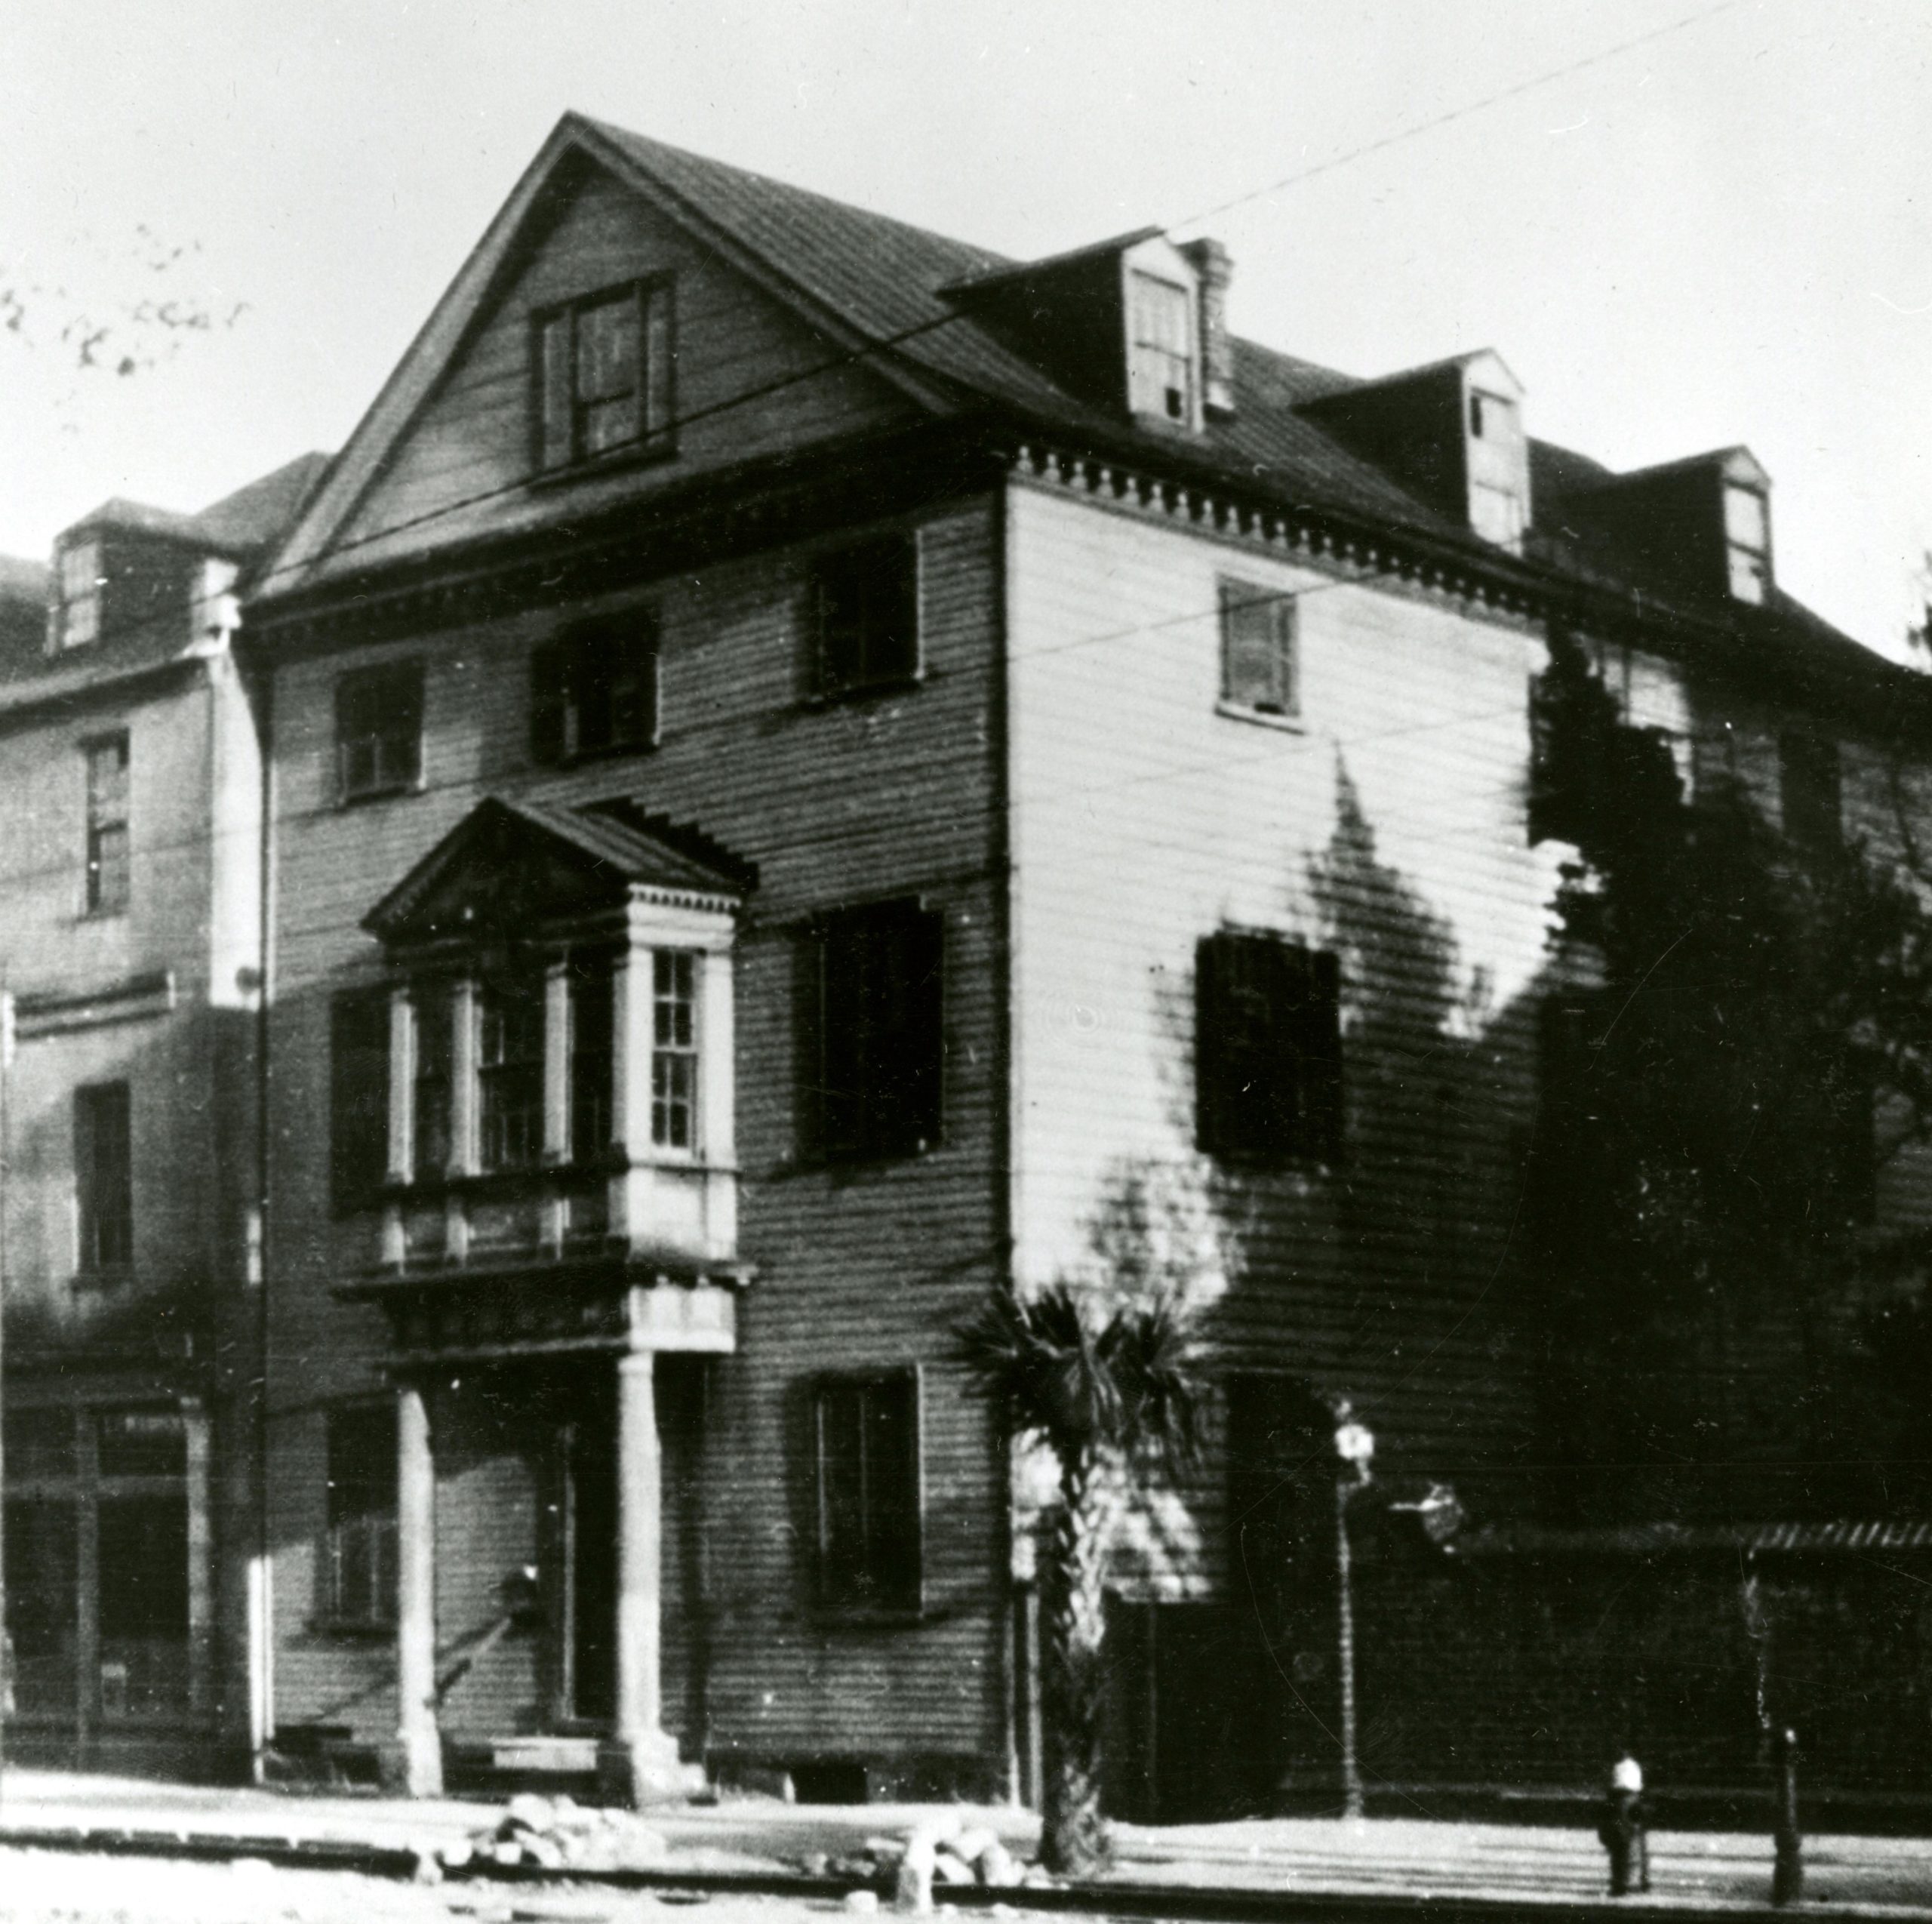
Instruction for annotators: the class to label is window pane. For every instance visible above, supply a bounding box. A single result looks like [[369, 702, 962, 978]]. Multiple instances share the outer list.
[[816, 538, 918, 694], [576, 292, 641, 455], [814, 1373, 919, 1612], [1221, 582, 1292, 713], [817, 903, 943, 1160], [76, 1082, 133, 1272], [651, 951, 699, 1150], [413, 987, 453, 1179], [1129, 272, 1193, 422], [537, 313, 574, 470], [337, 663, 423, 800], [1724, 485, 1768, 553], [479, 979, 544, 1170], [570, 963, 614, 1159]]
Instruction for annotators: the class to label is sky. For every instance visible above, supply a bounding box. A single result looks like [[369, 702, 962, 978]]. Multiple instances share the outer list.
[[1, 0, 1927, 657]]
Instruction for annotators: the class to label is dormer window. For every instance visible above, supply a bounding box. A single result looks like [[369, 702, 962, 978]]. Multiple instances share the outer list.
[[533, 278, 675, 473], [1724, 483, 1770, 605], [58, 539, 103, 649], [1128, 272, 1195, 425]]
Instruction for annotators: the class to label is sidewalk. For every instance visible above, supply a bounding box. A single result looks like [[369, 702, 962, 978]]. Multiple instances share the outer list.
[[2, 1770, 1930, 1916]]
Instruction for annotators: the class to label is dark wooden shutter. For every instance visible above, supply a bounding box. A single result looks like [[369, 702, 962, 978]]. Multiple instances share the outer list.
[[1297, 947, 1343, 1159], [1195, 933, 1232, 1156], [818, 915, 866, 1159], [530, 639, 567, 763], [534, 311, 574, 471], [644, 281, 675, 442], [815, 901, 943, 1159], [612, 613, 659, 749]]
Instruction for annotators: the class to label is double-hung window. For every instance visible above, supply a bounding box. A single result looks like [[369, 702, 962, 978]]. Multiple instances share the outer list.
[[811, 1370, 921, 1615], [59, 538, 103, 648], [534, 279, 675, 473], [478, 977, 544, 1171], [1196, 930, 1343, 1163], [84, 732, 131, 914], [651, 952, 699, 1152], [1219, 580, 1297, 718], [813, 535, 919, 697], [569, 962, 615, 1161], [336, 662, 423, 803], [75, 1082, 134, 1274], [1724, 484, 1770, 605], [322, 1405, 398, 1629], [411, 985, 454, 1181], [1128, 271, 1195, 424], [531, 613, 659, 763], [808, 900, 944, 1162]]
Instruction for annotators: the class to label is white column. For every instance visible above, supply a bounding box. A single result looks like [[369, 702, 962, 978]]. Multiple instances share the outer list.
[[610, 947, 657, 1245], [387, 986, 414, 1182], [394, 1383, 442, 1797], [447, 978, 477, 1261], [183, 1399, 214, 1721], [601, 1350, 682, 1805], [698, 947, 737, 1257], [384, 986, 414, 1267], [542, 961, 572, 1250]]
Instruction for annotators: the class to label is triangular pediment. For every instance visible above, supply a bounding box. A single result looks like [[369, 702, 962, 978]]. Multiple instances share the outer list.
[[365, 796, 749, 950], [262, 114, 958, 599]]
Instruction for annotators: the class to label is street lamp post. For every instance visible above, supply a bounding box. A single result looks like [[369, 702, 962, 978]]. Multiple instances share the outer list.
[[1333, 1402, 1374, 1822]]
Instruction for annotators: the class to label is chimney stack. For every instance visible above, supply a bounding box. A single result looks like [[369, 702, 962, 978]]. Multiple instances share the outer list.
[[1180, 238, 1235, 420]]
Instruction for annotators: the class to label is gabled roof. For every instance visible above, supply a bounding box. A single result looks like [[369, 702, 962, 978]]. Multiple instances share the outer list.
[[255, 112, 1906, 695], [364, 794, 753, 947], [0, 452, 334, 713]]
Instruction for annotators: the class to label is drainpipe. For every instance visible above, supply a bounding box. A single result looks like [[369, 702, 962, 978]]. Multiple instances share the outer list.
[[247, 663, 276, 1781]]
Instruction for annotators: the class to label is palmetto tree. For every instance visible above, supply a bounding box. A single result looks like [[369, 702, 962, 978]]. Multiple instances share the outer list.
[[958, 1283, 1201, 1876]]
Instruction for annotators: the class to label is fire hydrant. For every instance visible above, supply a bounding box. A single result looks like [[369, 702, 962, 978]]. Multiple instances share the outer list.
[[1598, 1753, 1650, 1897], [1771, 1725, 1803, 1908]]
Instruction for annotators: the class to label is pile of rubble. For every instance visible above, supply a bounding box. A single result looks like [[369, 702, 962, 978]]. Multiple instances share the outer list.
[[438, 1793, 670, 1873], [807, 1817, 1036, 1913]]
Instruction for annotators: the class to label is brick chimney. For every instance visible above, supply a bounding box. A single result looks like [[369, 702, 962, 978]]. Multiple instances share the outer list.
[[1180, 238, 1235, 420]]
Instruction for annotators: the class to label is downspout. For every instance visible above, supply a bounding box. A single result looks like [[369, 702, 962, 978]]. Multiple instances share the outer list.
[[248, 658, 276, 1780], [990, 466, 1023, 1806]]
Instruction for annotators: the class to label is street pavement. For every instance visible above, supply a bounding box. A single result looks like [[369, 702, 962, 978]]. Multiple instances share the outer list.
[[4, 1772, 1932, 1916]]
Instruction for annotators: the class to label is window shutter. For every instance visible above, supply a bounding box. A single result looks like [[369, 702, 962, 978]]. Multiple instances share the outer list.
[[530, 639, 567, 763], [795, 924, 830, 1160], [1195, 933, 1231, 1155], [1303, 947, 1343, 1159], [645, 282, 675, 442], [876, 536, 919, 685], [892, 904, 945, 1153], [613, 614, 659, 748], [1222, 581, 1288, 711], [536, 312, 574, 470]]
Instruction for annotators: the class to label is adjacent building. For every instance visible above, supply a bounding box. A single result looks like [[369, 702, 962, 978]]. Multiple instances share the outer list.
[[0, 457, 325, 1775]]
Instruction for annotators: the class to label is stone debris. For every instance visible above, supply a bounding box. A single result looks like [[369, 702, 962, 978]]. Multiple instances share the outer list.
[[448, 1793, 671, 1873], [800, 1815, 1030, 1913]]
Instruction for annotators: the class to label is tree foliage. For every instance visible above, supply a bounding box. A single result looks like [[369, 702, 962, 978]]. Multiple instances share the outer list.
[[957, 1282, 1201, 1874], [1529, 627, 1932, 1515]]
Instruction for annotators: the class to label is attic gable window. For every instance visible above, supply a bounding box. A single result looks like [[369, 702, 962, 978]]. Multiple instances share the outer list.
[[1128, 271, 1195, 425], [533, 278, 675, 473], [58, 539, 103, 649], [1724, 483, 1770, 605]]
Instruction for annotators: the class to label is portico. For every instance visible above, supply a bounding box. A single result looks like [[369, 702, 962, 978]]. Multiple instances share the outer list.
[[338, 795, 755, 1802]]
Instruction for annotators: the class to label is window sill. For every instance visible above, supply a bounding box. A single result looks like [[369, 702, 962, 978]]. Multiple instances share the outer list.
[[71, 1265, 134, 1292], [337, 780, 425, 811], [307, 1615, 396, 1641], [536, 736, 659, 771], [803, 671, 926, 710], [813, 1603, 927, 1630], [528, 438, 678, 491], [1215, 700, 1305, 734]]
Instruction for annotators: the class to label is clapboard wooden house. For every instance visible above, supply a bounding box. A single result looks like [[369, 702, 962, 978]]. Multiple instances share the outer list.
[[240, 114, 1932, 1809]]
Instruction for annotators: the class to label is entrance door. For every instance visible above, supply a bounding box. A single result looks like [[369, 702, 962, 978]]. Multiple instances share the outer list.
[[560, 1411, 618, 1723]]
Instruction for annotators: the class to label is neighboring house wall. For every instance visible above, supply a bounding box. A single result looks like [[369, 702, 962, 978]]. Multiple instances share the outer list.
[[0, 655, 260, 1774], [262, 494, 1010, 1781]]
